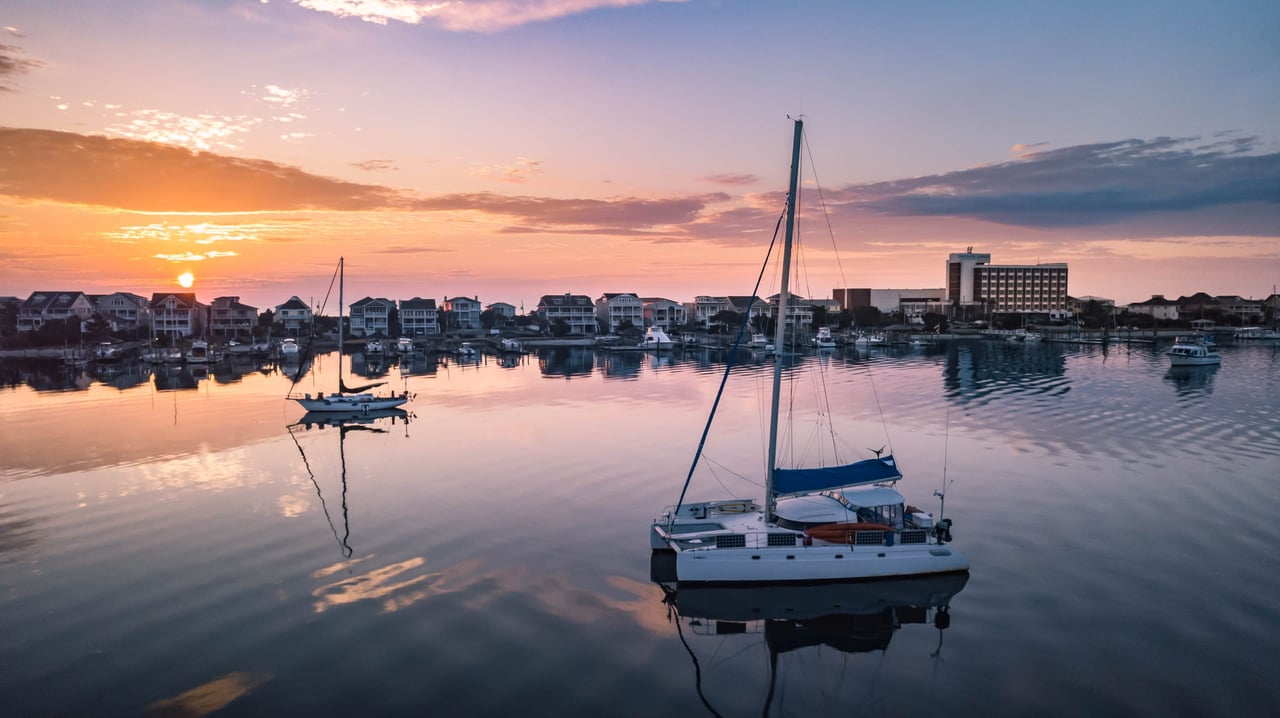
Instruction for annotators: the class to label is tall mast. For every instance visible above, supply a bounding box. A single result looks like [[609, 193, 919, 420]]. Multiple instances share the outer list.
[[338, 256, 344, 392], [765, 118, 803, 520]]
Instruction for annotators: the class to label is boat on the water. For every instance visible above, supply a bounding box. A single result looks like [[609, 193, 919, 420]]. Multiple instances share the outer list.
[[640, 326, 674, 350], [278, 338, 300, 361], [853, 332, 887, 347], [813, 326, 838, 348], [95, 342, 125, 362], [186, 339, 210, 363], [1167, 335, 1221, 366], [288, 258, 411, 413], [650, 120, 967, 583]]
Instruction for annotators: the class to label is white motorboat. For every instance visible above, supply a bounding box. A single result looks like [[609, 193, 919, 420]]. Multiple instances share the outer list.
[[186, 339, 210, 363], [278, 338, 301, 361], [650, 120, 968, 583], [1167, 336, 1221, 366], [813, 326, 838, 348], [289, 258, 411, 413], [853, 332, 887, 347], [640, 326, 674, 350], [95, 342, 124, 362]]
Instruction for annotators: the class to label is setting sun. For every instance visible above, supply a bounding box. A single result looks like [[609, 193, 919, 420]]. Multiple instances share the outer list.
[[178, 271, 194, 289]]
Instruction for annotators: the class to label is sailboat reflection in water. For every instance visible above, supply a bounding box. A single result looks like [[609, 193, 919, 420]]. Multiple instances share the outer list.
[[288, 408, 412, 556], [652, 552, 967, 715]]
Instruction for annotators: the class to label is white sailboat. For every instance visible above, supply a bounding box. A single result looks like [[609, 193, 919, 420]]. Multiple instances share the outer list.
[[650, 119, 968, 583], [289, 258, 411, 413]]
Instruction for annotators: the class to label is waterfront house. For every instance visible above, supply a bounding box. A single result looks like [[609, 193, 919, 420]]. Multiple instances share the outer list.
[[767, 292, 814, 328], [487, 301, 517, 321], [274, 296, 313, 336], [596, 293, 644, 333], [399, 297, 439, 336], [1214, 295, 1264, 324], [209, 296, 258, 339], [641, 297, 687, 331], [94, 292, 150, 335], [1127, 295, 1180, 321], [442, 296, 482, 330], [151, 292, 205, 339], [537, 293, 597, 335], [349, 297, 395, 337], [17, 291, 97, 333], [687, 295, 768, 330]]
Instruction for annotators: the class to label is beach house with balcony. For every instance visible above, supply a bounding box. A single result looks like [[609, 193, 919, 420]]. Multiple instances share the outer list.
[[399, 297, 439, 336]]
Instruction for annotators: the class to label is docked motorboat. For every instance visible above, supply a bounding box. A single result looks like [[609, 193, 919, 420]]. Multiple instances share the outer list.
[[641, 326, 674, 350]]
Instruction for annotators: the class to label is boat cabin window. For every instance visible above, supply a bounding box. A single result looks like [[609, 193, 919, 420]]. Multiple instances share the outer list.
[[859, 504, 903, 528]]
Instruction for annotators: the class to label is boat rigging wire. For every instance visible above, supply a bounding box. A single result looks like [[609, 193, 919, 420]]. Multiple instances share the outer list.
[[285, 261, 339, 398], [672, 205, 787, 516]]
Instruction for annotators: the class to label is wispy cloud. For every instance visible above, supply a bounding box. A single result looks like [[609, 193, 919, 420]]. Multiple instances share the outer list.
[[352, 159, 398, 172], [701, 173, 758, 186], [105, 110, 265, 152], [370, 245, 453, 254], [292, 0, 673, 33], [153, 251, 239, 262], [0, 43, 43, 92], [470, 158, 544, 184], [833, 134, 1280, 232]]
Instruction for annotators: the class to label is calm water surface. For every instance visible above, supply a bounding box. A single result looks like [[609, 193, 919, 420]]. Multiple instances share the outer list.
[[2, 339, 1278, 716]]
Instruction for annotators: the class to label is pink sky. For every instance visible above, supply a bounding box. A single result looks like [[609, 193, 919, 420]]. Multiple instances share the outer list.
[[1, 1, 1277, 310]]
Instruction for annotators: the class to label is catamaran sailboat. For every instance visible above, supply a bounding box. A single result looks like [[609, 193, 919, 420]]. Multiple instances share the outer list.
[[289, 258, 410, 413], [650, 119, 968, 583]]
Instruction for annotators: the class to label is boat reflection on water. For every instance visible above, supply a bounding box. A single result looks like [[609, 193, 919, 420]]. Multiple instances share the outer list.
[[288, 408, 412, 556], [1164, 364, 1219, 397], [652, 551, 968, 715]]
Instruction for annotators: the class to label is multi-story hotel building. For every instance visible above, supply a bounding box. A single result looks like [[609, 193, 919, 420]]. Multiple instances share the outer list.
[[947, 249, 1069, 318]]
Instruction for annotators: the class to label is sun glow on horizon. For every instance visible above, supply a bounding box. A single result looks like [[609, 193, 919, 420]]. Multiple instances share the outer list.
[[178, 271, 194, 288]]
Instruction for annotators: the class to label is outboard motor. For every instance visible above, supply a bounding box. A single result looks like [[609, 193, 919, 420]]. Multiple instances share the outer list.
[[933, 518, 953, 543], [934, 606, 951, 630]]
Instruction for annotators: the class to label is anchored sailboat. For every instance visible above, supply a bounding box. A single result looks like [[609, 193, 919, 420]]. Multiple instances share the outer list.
[[650, 119, 969, 583], [288, 258, 410, 413]]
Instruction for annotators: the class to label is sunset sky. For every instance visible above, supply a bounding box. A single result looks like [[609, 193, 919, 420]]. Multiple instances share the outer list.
[[2, 0, 1278, 312]]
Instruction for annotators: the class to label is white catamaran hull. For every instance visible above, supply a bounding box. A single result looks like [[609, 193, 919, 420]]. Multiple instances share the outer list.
[[670, 542, 968, 583]]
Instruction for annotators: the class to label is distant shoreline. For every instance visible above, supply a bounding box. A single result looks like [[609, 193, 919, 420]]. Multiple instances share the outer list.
[[0, 348, 69, 358]]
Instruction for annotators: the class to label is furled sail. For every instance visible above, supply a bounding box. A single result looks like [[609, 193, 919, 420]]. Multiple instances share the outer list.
[[340, 376, 384, 394], [773, 455, 902, 495]]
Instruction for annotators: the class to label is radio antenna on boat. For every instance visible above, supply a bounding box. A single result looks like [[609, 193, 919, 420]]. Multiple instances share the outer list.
[[935, 409, 953, 521]]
